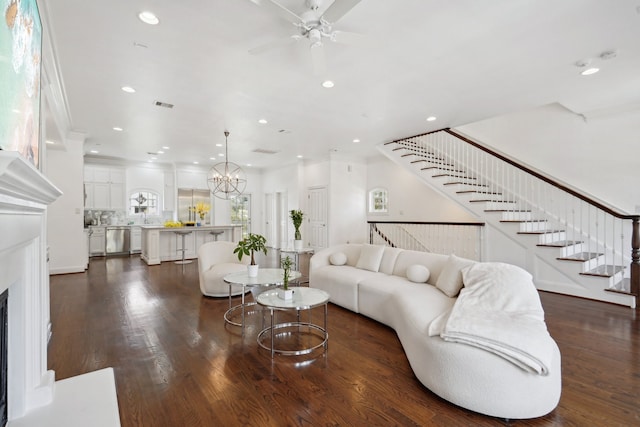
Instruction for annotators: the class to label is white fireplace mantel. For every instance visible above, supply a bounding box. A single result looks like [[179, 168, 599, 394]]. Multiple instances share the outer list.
[[0, 152, 62, 420]]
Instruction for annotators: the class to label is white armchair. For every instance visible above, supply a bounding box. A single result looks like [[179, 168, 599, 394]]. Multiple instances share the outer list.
[[197, 241, 249, 297]]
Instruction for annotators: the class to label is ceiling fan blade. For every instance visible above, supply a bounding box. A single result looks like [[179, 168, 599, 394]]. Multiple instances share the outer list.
[[321, 0, 362, 24], [249, 35, 300, 55], [251, 0, 304, 25], [330, 30, 365, 46], [310, 43, 327, 76]]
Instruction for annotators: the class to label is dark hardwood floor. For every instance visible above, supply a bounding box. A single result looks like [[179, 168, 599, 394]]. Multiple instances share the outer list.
[[48, 254, 640, 426]]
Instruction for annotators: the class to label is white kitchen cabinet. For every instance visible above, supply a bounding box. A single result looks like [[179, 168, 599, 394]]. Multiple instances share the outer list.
[[130, 226, 142, 253], [84, 165, 126, 209], [89, 226, 106, 256]]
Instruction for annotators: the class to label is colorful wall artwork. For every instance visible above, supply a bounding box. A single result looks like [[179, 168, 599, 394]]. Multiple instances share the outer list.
[[1, 0, 42, 169]]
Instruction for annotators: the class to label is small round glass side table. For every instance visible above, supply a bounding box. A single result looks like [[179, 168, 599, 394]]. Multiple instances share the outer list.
[[223, 268, 301, 334], [256, 287, 330, 358]]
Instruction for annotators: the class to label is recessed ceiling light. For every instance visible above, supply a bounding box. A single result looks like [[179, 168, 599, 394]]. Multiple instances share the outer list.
[[90, 150, 99, 154], [113, 127, 123, 131], [297, 155, 303, 158], [150, 157, 157, 160], [138, 11, 159, 25], [209, 157, 216, 160], [45, 140, 55, 144], [219, 153, 225, 157], [215, 143, 223, 147], [193, 161, 199, 165], [352, 139, 360, 143], [157, 151, 164, 154], [162, 146, 170, 150], [322, 80, 334, 88], [258, 119, 268, 124], [246, 164, 252, 167], [121, 86, 136, 93], [426, 116, 437, 122], [581, 67, 600, 76]]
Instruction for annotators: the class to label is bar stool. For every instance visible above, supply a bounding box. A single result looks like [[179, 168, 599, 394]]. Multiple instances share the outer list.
[[209, 230, 225, 241], [174, 230, 193, 267]]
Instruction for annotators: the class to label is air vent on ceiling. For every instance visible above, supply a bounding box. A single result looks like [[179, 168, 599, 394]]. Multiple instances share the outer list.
[[154, 101, 174, 109], [147, 152, 158, 155], [253, 148, 280, 155]]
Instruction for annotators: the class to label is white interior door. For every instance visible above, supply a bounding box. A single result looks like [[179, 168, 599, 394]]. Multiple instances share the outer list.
[[276, 191, 288, 249], [264, 193, 275, 247], [307, 186, 328, 249]]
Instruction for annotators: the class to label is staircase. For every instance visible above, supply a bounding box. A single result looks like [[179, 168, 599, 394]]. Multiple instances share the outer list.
[[379, 129, 638, 308]]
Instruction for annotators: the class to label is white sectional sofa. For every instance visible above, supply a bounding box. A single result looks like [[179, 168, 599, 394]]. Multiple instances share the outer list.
[[309, 243, 561, 419]]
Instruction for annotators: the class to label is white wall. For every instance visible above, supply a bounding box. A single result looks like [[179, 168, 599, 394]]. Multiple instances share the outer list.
[[262, 162, 302, 247], [329, 157, 368, 245], [457, 103, 640, 213], [366, 156, 477, 222], [46, 137, 86, 274]]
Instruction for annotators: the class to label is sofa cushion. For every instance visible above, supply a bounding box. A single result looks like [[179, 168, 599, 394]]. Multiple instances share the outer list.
[[311, 265, 377, 312], [329, 251, 347, 266], [379, 247, 403, 275], [359, 274, 414, 327], [392, 251, 450, 285], [435, 254, 475, 297], [355, 244, 385, 272], [406, 264, 430, 283]]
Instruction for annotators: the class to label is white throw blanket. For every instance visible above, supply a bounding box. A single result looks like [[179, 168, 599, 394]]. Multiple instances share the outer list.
[[437, 262, 555, 375]]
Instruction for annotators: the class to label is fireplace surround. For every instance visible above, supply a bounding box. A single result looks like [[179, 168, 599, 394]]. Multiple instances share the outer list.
[[0, 152, 61, 421]]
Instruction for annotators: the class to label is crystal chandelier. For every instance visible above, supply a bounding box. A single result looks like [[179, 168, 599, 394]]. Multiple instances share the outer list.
[[207, 131, 247, 200]]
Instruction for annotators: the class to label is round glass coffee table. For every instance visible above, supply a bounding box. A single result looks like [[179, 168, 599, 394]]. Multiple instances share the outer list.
[[256, 287, 330, 358], [223, 268, 301, 333]]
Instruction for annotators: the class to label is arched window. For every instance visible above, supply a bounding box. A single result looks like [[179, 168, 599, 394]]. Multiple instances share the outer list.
[[368, 187, 388, 214], [129, 190, 159, 216]]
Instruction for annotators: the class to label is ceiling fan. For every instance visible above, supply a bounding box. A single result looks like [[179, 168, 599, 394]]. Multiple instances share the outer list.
[[248, 0, 364, 75]]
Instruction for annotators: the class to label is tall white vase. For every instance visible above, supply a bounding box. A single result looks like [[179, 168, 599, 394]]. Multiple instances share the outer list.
[[247, 264, 259, 277], [294, 240, 303, 250]]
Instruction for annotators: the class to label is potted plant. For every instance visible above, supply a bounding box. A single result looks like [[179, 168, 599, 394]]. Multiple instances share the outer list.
[[278, 255, 294, 300], [290, 209, 304, 250], [234, 233, 267, 277]]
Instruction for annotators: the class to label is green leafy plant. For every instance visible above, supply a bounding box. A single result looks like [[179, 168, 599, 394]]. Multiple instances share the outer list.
[[234, 233, 267, 265], [290, 209, 304, 240], [281, 255, 293, 290]]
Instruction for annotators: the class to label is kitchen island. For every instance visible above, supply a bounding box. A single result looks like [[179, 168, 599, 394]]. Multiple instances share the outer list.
[[141, 225, 242, 265]]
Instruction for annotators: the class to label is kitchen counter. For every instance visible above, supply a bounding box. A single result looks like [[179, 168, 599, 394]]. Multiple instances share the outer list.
[[140, 225, 242, 265]]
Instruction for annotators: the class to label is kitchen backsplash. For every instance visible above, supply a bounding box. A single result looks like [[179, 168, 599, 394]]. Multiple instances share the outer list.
[[84, 209, 173, 226]]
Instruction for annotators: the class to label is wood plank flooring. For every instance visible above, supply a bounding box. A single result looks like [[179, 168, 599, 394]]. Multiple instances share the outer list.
[[48, 255, 640, 426]]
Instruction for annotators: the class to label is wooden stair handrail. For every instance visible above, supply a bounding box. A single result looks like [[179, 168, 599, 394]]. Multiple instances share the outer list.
[[368, 221, 484, 226]]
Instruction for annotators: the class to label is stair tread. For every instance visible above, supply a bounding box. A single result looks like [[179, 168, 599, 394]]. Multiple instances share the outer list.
[[518, 230, 565, 235], [485, 209, 532, 213], [580, 264, 625, 277], [433, 174, 476, 179], [537, 240, 582, 247], [420, 166, 465, 172], [605, 278, 635, 295], [500, 220, 547, 223], [557, 252, 604, 262], [456, 190, 503, 195], [444, 182, 489, 187], [470, 199, 516, 203]]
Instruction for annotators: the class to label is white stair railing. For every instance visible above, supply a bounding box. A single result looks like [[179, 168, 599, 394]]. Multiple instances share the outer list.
[[387, 129, 639, 301], [369, 221, 484, 261]]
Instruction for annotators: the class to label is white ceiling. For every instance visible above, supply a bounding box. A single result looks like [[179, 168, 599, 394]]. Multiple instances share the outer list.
[[43, 0, 640, 169]]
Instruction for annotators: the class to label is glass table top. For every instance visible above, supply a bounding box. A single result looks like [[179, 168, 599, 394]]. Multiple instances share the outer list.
[[223, 268, 301, 286], [256, 287, 330, 310]]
